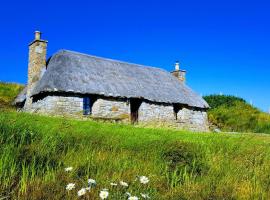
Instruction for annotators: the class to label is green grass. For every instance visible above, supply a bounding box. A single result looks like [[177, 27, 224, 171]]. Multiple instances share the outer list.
[[204, 95, 270, 134], [0, 82, 24, 109], [1, 111, 270, 199]]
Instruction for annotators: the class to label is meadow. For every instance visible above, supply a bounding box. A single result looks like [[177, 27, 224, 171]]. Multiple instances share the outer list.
[[1, 111, 270, 199], [1, 82, 270, 199]]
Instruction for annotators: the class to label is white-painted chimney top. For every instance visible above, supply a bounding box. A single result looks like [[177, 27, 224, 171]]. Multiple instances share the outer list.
[[175, 61, 180, 71], [35, 31, 41, 40]]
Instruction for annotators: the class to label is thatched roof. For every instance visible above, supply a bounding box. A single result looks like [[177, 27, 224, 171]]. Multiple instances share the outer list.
[[29, 50, 208, 108]]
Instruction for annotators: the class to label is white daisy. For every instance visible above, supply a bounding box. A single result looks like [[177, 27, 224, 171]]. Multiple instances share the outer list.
[[128, 196, 139, 200], [139, 176, 149, 184], [141, 193, 150, 199], [66, 183, 75, 190], [64, 167, 73, 172], [99, 190, 109, 199], [77, 188, 86, 196], [120, 181, 128, 187], [110, 182, 118, 186], [88, 178, 96, 185]]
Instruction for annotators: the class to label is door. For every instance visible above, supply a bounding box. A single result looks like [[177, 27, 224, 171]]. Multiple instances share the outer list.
[[130, 99, 142, 124]]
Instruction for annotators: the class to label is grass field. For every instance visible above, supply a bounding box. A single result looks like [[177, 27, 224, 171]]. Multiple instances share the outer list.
[[1, 111, 270, 199], [0, 82, 24, 109]]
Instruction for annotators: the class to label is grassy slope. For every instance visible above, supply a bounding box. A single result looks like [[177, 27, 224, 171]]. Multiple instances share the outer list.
[[1, 111, 270, 199], [204, 95, 270, 134], [0, 82, 24, 109]]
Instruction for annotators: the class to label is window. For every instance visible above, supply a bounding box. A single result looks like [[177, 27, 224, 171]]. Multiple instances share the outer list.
[[83, 97, 91, 115]]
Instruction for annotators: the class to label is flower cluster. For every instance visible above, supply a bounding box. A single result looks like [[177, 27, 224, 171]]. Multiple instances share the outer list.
[[64, 166, 151, 199]]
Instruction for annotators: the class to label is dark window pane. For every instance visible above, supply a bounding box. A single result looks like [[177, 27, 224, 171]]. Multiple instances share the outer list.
[[83, 97, 91, 115]]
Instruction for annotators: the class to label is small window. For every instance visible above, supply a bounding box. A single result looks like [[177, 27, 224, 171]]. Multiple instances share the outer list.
[[83, 97, 91, 115]]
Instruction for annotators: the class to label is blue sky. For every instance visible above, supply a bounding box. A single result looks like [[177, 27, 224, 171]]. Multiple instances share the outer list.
[[0, 0, 269, 111]]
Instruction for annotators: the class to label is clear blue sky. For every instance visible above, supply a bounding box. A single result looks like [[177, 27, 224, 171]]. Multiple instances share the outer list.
[[0, 0, 269, 111]]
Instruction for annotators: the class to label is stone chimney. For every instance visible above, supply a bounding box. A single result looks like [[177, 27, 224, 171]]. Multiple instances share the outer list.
[[171, 61, 186, 84], [25, 31, 48, 109]]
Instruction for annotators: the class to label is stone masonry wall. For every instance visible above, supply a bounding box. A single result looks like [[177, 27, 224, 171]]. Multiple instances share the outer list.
[[26, 96, 83, 116], [25, 95, 208, 131], [92, 99, 130, 121], [176, 108, 209, 132], [138, 101, 209, 132], [139, 102, 175, 122]]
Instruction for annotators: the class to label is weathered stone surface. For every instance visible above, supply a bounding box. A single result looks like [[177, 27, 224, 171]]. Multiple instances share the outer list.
[[26, 96, 83, 116], [24, 38, 47, 109], [175, 108, 209, 132], [24, 95, 208, 132], [138, 102, 209, 132], [92, 99, 130, 120], [139, 102, 175, 122]]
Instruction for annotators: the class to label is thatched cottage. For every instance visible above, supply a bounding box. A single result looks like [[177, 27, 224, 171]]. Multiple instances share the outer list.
[[15, 31, 209, 131]]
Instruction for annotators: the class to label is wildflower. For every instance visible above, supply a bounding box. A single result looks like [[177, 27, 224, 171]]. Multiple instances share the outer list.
[[120, 181, 128, 187], [110, 182, 118, 186], [66, 183, 75, 190], [128, 196, 139, 200], [126, 192, 131, 196], [99, 190, 109, 199], [139, 176, 149, 184], [65, 167, 73, 172], [88, 178, 97, 186], [77, 188, 86, 196], [141, 193, 150, 199]]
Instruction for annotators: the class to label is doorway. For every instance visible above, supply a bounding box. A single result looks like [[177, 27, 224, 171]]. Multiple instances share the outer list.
[[130, 99, 142, 124]]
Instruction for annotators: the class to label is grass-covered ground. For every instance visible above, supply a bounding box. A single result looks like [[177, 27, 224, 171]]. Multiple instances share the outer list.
[[0, 82, 24, 109], [1, 111, 270, 199], [204, 95, 270, 134]]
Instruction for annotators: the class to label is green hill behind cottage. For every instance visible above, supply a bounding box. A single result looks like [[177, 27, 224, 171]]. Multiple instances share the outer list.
[[203, 95, 270, 134], [0, 82, 24, 109], [1, 82, 270, 199]]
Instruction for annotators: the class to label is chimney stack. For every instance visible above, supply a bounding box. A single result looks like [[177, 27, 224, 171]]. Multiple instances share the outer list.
[[24, 31, 48, 109], [35, 31, 41, 40], [171, 61, 187, 84], [175, 61, 180, 71]]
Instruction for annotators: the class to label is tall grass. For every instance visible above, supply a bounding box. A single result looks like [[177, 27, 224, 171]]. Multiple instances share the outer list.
[[1, 111, 270, 199]]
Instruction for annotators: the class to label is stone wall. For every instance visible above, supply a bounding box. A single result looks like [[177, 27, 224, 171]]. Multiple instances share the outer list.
[[92, 99, 130, 120], [139, 102, 175, 122], [138, 101, 209, 132], [175, 108, 209, 132], [25, 96, 83, 116], [24, 95, 208, 131]]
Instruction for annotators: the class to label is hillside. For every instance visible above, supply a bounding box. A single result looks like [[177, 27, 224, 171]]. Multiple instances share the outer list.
[[1, 111, 270, 199], [204, 95, 270, 134], [0, 82, 24, 109]]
